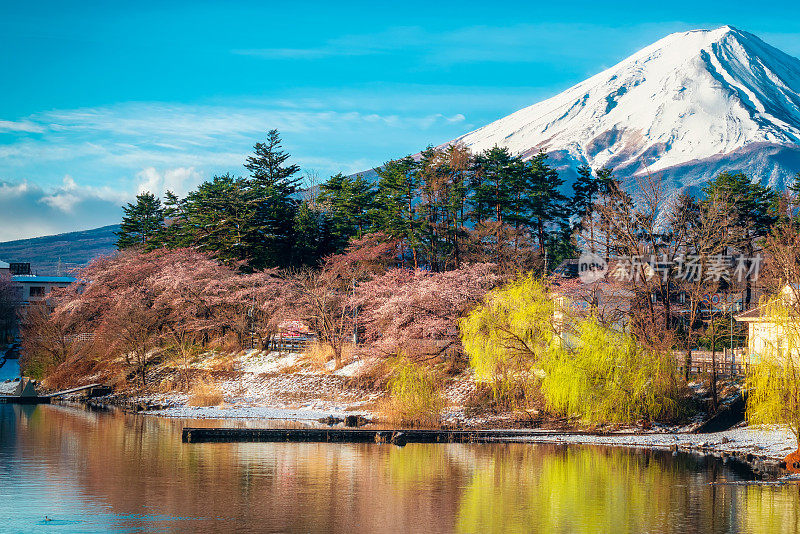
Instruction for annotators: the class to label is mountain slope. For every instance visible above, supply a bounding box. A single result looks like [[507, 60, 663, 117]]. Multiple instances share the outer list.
[[0, 225, 118, 275], [451, 26, 800, 191]]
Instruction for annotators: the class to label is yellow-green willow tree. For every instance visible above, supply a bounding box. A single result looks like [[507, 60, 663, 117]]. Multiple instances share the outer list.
[[460, 273, 685, 423], [459, 275, 559, 408], [542, 318, 684, 424], [745, 296, 800, 448]]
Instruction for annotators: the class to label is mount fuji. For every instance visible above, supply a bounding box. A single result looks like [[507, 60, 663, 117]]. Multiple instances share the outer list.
[[450, 26, 800, 192]]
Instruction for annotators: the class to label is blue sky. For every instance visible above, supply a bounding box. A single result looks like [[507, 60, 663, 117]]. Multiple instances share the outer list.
[[1, 1, 799, 240]]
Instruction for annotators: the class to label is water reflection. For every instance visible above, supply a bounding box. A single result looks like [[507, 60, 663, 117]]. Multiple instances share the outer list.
[[1, 404, 799, 533]]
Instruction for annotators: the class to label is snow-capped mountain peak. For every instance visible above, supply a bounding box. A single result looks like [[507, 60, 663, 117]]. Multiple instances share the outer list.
[[452, 26, 800, 190]]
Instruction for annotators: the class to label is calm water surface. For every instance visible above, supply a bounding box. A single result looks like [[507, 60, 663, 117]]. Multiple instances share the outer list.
[[2, 404, 800, 533]]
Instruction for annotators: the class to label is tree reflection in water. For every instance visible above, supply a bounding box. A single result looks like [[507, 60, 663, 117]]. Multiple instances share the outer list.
[[3, 404, 800, 533]]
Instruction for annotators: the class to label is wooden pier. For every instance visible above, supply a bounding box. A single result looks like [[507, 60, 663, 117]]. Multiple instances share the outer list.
[[0, 381, 107, 404], [181, 427, 617, 445]]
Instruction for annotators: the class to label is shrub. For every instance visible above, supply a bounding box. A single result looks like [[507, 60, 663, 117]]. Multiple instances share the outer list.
[[745, 298, 800, 448], [381, 356, 444, 426], [19, 356, 48, 380], [187, 380, 224, 406], [302, 341, 356, 371]]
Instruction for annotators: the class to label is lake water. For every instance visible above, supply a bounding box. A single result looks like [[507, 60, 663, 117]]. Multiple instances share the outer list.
[[1, 403, 800, 533]]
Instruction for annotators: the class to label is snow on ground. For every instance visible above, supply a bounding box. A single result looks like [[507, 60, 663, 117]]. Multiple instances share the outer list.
[[133, 353, 382, 419], [239, 350, 304, 374], [0, 356, 20, 394], [147, 405, 368, 420], [332, 358, 367, 377], [511, 425, 797, 460], [47, 347, 798, 463]]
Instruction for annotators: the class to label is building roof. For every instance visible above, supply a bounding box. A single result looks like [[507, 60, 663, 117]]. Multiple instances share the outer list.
[[12, 275, 77, 284], [0, 260, 9, 269], [735, 306, 765, 321], [735, 303, 799, 322], [736, 283, 800, 322]]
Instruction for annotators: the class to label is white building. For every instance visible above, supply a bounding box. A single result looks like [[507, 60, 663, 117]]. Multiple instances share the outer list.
[[736, 285, 799, 361], [12, 275, 77, 306]]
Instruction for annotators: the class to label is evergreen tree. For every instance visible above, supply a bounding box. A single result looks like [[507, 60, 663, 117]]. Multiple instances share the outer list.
[[572, 166, 615, 223], [375, 156, 421, 268], [702, 172, 779, 307], [346, 174, 378, 237], [469, 147, 524, 264], [702, 172, 778, 238], [116, 192, 165, 250], [571, 166, 616, 254], [291, 200, 335, 267], [470, 146, 518, 225], [319, 172, 377, 251], [442, 144, 471, 268], [158, 190, 188, 248], [244, 129, 301, 268], [417, 145, 471, 271], [181, 174, 254, 263], [789, 173, 800, 197], [521, 153, 568, 251]]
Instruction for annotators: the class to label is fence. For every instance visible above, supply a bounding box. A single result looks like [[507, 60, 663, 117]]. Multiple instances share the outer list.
[[269, 336, 314, 354], [676, 348, 748, 377], [245, 335, 315, 353], [67, 333, 96, 343]]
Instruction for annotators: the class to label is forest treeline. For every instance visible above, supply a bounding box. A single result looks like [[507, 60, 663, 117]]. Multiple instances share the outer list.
[[115, 129, 594, 271], [20, 129, 800, 427]]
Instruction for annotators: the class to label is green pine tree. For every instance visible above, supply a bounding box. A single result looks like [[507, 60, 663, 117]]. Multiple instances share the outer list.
[[702, 171, 779, 307], [417, 146, 471, 271], [375, 156, 421, 268], [116, 192, 165, 249], [244, 129, 302, 268], [470, 146, 518, 225], [158, 190, 188, 248], [291, 200, 335, 267], [520, 153, 567, 252], [319, 172, 377, 251], [180, 174, 254, 263], [702, 172, 778, 238]]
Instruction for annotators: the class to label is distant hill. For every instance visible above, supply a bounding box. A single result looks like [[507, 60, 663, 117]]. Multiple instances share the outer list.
[[0, 225, 119, 275]]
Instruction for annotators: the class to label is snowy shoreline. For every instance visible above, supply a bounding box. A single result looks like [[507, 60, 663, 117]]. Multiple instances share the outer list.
[[46, 349, 798, 470], [129, 398, 795, 463], [508, 426, 796, 462]]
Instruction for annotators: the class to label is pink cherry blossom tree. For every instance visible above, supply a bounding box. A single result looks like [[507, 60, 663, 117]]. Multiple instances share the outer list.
[[353, 263, 501, 361]]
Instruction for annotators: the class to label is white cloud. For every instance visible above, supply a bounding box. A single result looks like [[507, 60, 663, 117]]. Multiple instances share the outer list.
[[0, 181, 31, 197], [0, 98, 478, 193], [0, 178, 125, 241], [38, 104, 466, 140], [0, 119, 44, 133], [39, 192, 81, 213], [0, 86, 523, 242], [37, 175, 130, 214], [135, 167, 204, 197]]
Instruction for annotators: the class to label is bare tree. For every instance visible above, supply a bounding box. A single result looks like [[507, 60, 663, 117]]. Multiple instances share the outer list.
[[671, 193, 740, 406], [289, 233, 398, 368], [587, 174, 682, 345]]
